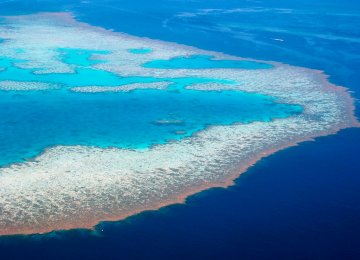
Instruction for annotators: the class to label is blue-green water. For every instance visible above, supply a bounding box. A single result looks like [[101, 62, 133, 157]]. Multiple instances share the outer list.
[[0, 87, 301, 167], [143, 55, 273, 69], [59, 48, 110, 66], [128, 48, 152, 54]]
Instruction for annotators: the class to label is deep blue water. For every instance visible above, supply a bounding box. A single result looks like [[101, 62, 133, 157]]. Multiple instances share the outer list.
[[0, 0, 359, 259]]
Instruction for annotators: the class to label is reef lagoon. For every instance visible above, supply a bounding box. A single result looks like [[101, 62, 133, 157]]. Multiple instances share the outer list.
[[0, 1, 360, 259]]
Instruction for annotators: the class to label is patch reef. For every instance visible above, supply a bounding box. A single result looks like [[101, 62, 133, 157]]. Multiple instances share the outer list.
[[0, 13, 358, 235]]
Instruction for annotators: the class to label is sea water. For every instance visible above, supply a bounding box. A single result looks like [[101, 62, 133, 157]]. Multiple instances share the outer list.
[[0, 0, 359, 260]]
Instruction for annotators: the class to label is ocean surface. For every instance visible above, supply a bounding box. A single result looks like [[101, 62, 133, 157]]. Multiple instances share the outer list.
[[0, 0, 359, 259]]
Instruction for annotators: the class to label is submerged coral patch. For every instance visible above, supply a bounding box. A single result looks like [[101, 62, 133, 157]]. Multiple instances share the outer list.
[[0, 80, 58, 91], [58, 48, 111, 67], [128, 48, 152, 54]]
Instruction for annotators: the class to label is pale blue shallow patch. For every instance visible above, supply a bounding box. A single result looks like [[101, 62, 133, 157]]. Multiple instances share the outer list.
[[15, 48, 25, 54], [0, 59, 10, 68], [58, 48, 111, 67], [143, 55, 273, 69], [128, 48, 153, 54], [0, 56, 25, 68]]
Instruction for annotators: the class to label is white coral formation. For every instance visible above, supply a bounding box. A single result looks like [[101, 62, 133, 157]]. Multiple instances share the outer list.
[[71, 82, 170, 93], [0, 80, 58, 90], [0, 13, 358, 236]]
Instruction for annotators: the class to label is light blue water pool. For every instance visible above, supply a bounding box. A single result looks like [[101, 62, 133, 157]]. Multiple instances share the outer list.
[[58, 48, 111, 66], [128, 48, 153, 54], [143, 55, 273, 69]]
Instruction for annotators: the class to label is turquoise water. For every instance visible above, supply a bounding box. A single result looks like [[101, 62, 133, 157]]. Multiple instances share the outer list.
[[0, 49, 301, 167], [0, 88, 302, 167], [143, 55, 273, 69], [59, 48, 111, 66], [128, 48, 152, 54], [0, 57, 25, 68], [0, 54, 233, 88], [0, 65, 233, 88]]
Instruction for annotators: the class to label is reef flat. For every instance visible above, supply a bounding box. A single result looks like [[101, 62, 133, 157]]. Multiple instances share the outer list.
[[0, 13, 358, 236]]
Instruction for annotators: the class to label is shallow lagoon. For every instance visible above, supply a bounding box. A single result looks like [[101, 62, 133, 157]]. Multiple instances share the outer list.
[[0, 48, 301, 166], [0, 87, 302, 167], [59, 48, 111, 66]]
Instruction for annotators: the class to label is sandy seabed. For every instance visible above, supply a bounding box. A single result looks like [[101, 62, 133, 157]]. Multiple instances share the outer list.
[[0, 12, 358, 236]]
